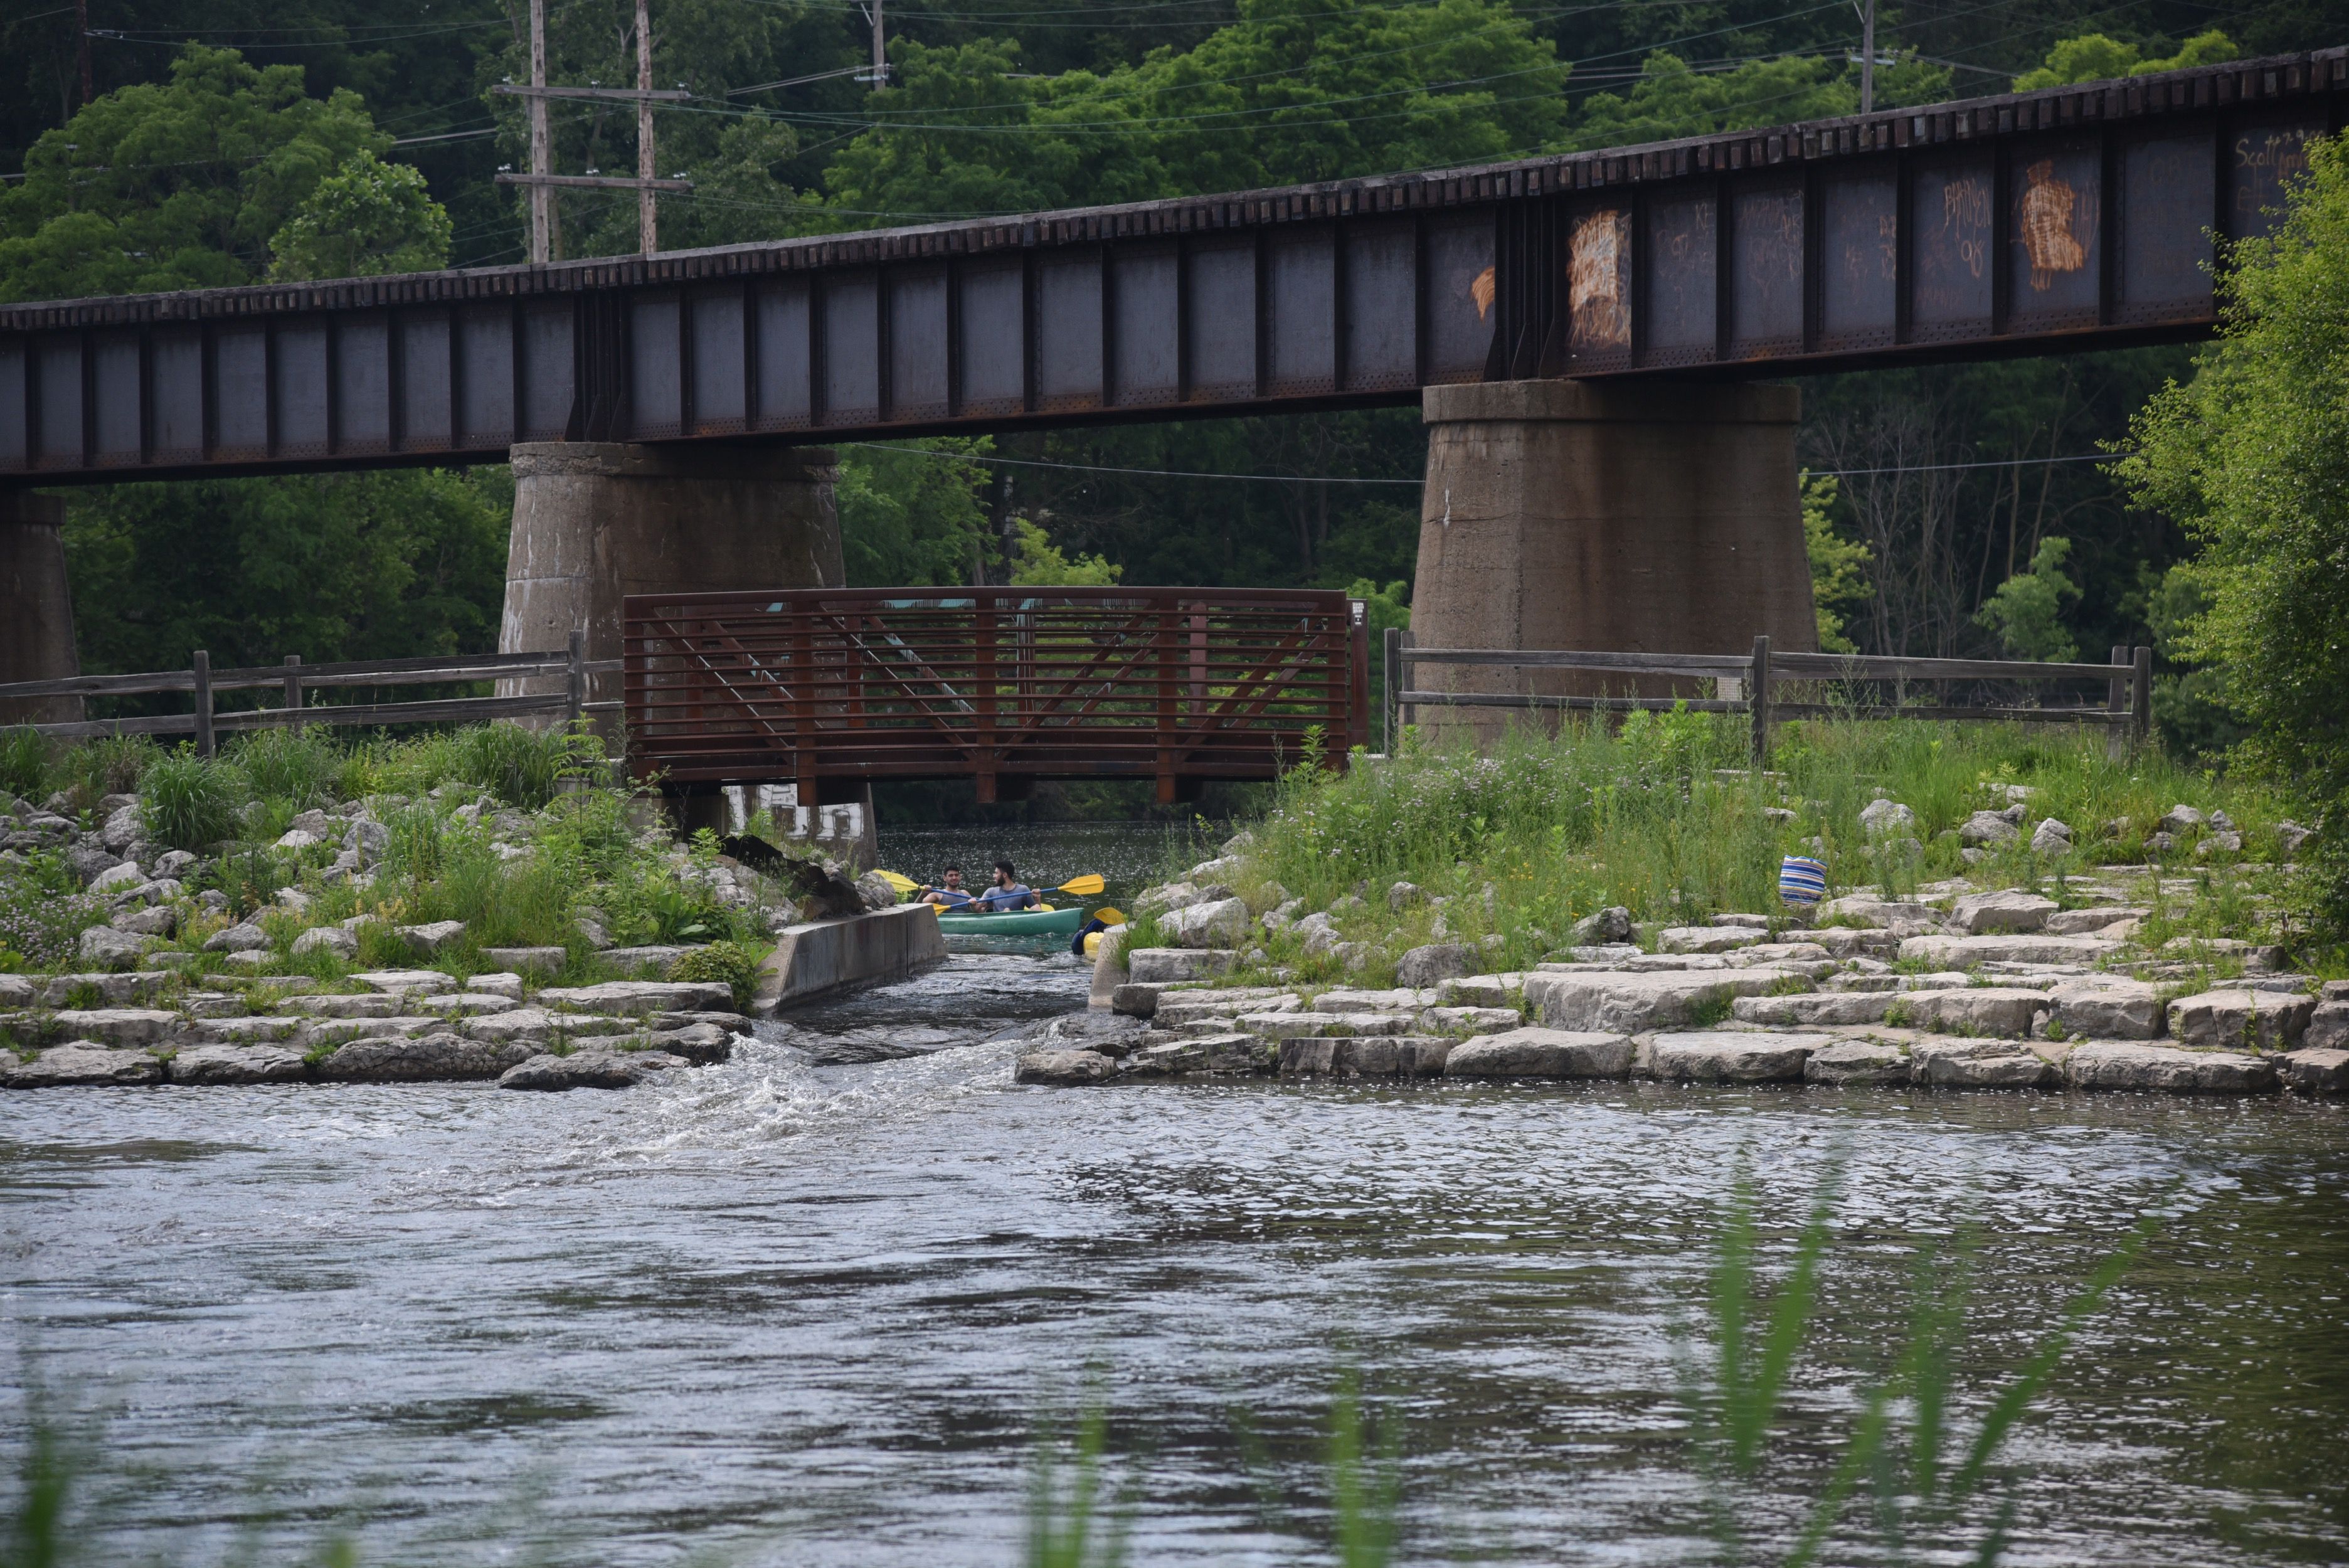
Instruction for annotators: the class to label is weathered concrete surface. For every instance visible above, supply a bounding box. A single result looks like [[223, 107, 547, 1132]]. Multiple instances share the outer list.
[[1410, 380, 1815, 743], [755, 903, 946, 1012], [1525, 968, 1797, 1034], [1803, 1039, 1911, 1085], [2064, 1041, 2277, 1094], [497, 442, 842, 721], [0, 491, 82, 724]]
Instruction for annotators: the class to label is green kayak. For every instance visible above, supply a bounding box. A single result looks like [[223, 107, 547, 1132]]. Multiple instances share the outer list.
[[934, 904, 1087, 936]]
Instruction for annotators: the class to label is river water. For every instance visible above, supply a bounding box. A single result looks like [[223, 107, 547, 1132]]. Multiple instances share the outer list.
[[4, 824, 2348, 1565]]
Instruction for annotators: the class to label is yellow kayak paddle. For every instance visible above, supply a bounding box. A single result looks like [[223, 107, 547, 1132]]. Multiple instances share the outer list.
[[875, 869, 1105, 899]]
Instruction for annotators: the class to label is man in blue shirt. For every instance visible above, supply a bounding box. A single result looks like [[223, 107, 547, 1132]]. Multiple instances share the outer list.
[[971, 859, 1041, 911], [917, 866, 975, 908]]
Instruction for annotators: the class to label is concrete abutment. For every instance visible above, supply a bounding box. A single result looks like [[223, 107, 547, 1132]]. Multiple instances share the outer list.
[[497, 441, 844, 723], [0, 491, 82, 724], [1408, 379, 1817, 746]]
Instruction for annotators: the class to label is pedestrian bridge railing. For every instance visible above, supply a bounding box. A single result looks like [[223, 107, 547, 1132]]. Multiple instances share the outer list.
[[1387, 632, 2153, 762], [624, 586, 1370, 803]]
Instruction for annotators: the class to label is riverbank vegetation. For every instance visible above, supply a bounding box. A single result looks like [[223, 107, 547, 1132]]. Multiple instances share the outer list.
[[0, 724, 809, 987], [1134, 714, 2331, 980]]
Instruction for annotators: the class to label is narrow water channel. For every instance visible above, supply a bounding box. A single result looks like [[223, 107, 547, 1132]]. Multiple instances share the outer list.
[[3, 822, 2346, 1566]]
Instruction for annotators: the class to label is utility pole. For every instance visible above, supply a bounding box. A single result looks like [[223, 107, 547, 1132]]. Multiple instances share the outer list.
[[528, 0, 554, 263], [1859, 0, 1877, 114], [494, 1, 690, 260], [636, 0, 657, 253], [860, 0, 889, 87], [75, 0, 90, 105]]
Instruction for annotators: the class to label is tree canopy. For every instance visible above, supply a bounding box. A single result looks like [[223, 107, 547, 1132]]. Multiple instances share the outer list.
[[2123, 134, 2349, 935]]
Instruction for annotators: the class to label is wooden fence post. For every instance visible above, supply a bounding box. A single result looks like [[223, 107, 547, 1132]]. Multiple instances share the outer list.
[[1397, 629, 1416, 738], [565, 628, 586, 726], [2106, 644, 2129, 760], [1382, 627, 1401, 755], [191, 650, 215, 758], [1748, 635, 1772, 766], [2132, 645, 2153, 749]]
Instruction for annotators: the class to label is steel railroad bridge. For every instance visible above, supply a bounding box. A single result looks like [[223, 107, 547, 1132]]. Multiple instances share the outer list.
[[0, 49, 2340, 484], [1, 51, 2342, 802]]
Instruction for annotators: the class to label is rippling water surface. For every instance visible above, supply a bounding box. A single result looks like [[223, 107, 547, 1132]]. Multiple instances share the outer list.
[[6, 941, 2349, 1565]]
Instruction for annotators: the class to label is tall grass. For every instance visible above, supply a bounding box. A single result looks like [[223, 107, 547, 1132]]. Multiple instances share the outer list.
[[1685, 1151, 2165, 1567], [138, 749, 245, 850], [0, 728, 49, 802], [1027, 1396, 1127, 1568], [1229, 712, 2285, 974]]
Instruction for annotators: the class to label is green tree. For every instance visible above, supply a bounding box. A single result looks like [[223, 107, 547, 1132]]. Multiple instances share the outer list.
[[0, 46, 416, 301], [61, 468, 510, 674], [2123, 134, 2349, 938], [2013, 29, 2238, 90], [1566, 52, 1950, 150], [1007, 519, 1123, 586], [1975, 536, 2081, 661], [837, 439, 997, 587], [1800, 473, 1871, 655], [268, 149, 452, 280]]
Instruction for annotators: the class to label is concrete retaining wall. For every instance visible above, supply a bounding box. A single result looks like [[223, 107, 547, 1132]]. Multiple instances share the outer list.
[[755, 904, 946, 1012]]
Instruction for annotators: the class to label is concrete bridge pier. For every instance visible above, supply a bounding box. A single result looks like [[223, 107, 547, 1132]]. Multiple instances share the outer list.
[[1408, 380, 1817, 746], [0, 490, 83, 725], [497, 441, 844, 733]]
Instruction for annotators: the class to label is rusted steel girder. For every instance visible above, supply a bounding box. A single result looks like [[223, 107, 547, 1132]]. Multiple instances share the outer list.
[[1, 49, 2341, 484]]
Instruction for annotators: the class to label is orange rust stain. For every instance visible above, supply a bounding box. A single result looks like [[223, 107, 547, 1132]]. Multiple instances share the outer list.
[[2018, 159, 2087, 291], [1470, 265, 1496, 320], [1569, 209, 1631, 349]]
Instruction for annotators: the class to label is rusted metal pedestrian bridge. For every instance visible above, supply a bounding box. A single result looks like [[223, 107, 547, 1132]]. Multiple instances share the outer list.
[[1, 50, 2341, 484], [622, 586, 1369, 803]]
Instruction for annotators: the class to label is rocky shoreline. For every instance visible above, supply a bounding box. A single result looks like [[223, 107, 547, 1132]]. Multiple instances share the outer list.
[[1, 970, 751, 1092], [1018, 852, 2349, 1099]]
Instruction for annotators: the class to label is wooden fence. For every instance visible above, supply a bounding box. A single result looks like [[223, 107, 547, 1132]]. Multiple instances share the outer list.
[[1384, 632, 2155, 762], [0, 633, 622, 753]]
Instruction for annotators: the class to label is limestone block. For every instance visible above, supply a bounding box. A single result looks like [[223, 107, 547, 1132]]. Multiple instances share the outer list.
[[1645, 1031, 1825, 1082], [1909, 1038, 2060, 1089], [1896, 988, 2049, 1039], [1443, 1027, 1635, 1079], [2064, 1041, 2277, 1094], [1730, 991, 1894, 1027], [1658, 925, 1766, 954], [1951, 890, 2059, 934], [1015, 1049, 1118, 1086], [1803, 1039, 1910, 1085], [2049, 979, 2165, 1040], [497, 1049, 688, 1091], [6, 1044, 161, 1088], [318, 1032, 536, 1082], [2166, 990, 2316, 1052], [2280, 1048, 2349, 1095], [1525, 969, 1798, 1035], [169, 1044, 308, 1085], [1125, 948, 1238, 985]]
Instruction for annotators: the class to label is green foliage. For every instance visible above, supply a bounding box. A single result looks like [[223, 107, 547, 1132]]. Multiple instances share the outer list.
[[448, 721, 600, 812], [1800, 472, 1870, 655], [1236, 714, 2276, 967], [2140, 562, 2251, 758], [0, 729, 50, 803], [1025, 1394, 1127, 1568], [2013, 29, 2238, 90], [1009, 519, 1124, 586], [60, 465, 509, 679], [0, 46, 413, 302], [138, 749, 244, 850], [838, 438, 997, 587], [228, 726, 346, 812], [2123, 134, 2349, 941], [267, 149, 451, 281], [1974, 536, 2080, 662], [1567, 51, 1949, 151], [0, 850, 105, 967], [669, 940, 769, 1011]]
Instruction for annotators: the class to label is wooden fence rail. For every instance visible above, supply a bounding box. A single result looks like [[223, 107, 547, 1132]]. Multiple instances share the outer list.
[[0, 634, 622, 751], [1384, 632, 2155, 763]]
